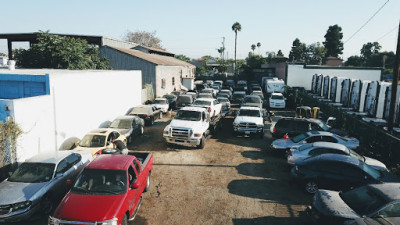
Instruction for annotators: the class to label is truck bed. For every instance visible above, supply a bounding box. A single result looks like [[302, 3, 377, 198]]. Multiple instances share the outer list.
[[128, 152, 153, 170]]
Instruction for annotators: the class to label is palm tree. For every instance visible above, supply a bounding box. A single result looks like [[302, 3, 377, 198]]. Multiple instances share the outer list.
[[251, 44, 256, 54], [257, 42, 261, 54], [232, 22, 242, 75]]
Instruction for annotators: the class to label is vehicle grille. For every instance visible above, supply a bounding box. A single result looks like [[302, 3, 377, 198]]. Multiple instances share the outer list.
[[171, 128, 191, 139], [239, 122, 257, 129], [0, 205, 10, 215]]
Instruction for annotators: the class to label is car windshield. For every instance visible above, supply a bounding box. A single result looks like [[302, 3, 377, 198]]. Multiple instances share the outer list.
[[239, 109, 260, 117], [154, 99, 167, 104], [201, 89, 213, 93], [362, 163, 381, 180], [271, 95, 284, 100], [175, 110, 202, 121], [218, 98, 229, 103], [291, 133, 309, 143], [79, 134, 106, 147], [244, 97, 261, 103], [315, 120, 329, 131], [72, 169, 127, 195], [8, 163, 55, 183], [341, 186, 388, 215], [233, 93, 245, 99], [193, 100, 211, 106], [110, 119, 132, 129], [131, 107, 151, 114], [164, 95, 176, 100]]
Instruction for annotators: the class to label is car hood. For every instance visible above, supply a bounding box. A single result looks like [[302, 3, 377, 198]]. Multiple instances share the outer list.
[[74, 146, 104, 155], [271, 138, 295, 149], [364, 157, 388, 172], [170, 119, 203, 128], [0, 180, 48, 204], [152, 104, 168, 109], [242, 103, 261, 108], [234, 116, 263, 125], [313, 190, 359, 219], [54, 193, 125, 222]]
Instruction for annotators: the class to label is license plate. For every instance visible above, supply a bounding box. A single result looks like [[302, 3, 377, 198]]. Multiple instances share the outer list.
[[245, 131, 250, 135]]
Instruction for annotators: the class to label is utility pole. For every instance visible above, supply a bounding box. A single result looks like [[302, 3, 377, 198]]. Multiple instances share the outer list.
[[388, 21, 400, 132], [222, 37, 225, 60]]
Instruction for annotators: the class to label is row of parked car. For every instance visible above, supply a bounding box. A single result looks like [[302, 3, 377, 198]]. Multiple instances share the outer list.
[[268, 105, 400, 224]]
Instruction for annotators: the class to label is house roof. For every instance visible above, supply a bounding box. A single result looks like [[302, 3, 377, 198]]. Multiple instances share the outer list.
[[108, 46, 195, 68], [133, 45, 174, 56]]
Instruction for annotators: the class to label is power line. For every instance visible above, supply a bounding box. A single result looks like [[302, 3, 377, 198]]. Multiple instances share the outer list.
[[375, 25, 398, 41], [344, 0, 390, 44]]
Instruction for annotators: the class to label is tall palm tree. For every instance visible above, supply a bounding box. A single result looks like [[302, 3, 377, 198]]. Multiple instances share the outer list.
[[251, 44, 256, 54], [232, 22, 242, 75], [257, 42, 261, 54]]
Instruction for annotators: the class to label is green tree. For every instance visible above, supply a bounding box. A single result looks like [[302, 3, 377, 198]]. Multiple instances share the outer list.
[[251, 44, 256, 54], [289, 38, 306, 62], [277, 50, 284, 57], [265, 51, 276, 63], [344, 55, 364, 67], [257, 42, 261, 54], [175, 54, 191, 62], [323, 24, 344, 57], [305, 42, 326, 65], [124, 30, 163, 49], [14, 31, 110, 69], [360, 42, 381, 63], [217, 47, 225, 59], [0, 52, 7, 57], [232, 22, 242, 74]]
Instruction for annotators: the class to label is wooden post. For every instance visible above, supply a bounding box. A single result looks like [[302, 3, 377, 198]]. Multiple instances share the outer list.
[[388, 22, 400, 131], [7, 39, 12, 60]]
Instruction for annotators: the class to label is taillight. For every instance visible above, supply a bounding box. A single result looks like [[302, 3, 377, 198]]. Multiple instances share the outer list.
[[208, 107, 211, 113], [283, 133, 289, 140], [288, 150, 293, 156], [273, 128, 276, 133]]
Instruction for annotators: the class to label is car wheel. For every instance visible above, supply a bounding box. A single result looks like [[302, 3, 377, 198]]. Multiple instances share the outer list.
[[139, 126, 144, 135], [121, 214, 128, 225], [197, 135, 206, 149], [41, 194, 54, 215], [305, 180, 318, 194], [144, 172, 151, 192]]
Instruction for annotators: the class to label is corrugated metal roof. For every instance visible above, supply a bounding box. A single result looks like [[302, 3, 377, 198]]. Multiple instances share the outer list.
[[109, 46, 195, 67], [133, 45, 174, 55]]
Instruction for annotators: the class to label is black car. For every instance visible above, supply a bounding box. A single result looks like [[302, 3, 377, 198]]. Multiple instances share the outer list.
[[128, 105, 162, 126], [270, 117, 347, 139], [308, 183, 400, 224], [109, 115, 144, 146], [163, 94, 178, 110], [291, 154, 399, 194], [176, 94, 194, 109], [231, 91, 246, 107]]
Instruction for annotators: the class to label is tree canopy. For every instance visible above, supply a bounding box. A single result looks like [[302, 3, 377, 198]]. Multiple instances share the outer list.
[[124, 30, 163, 49], [305, 42, 326, 65], [175, 54, 191, 62], [14, 31, 111, 69], [289, 38, 306, 62], [323, 24, 344, 57]]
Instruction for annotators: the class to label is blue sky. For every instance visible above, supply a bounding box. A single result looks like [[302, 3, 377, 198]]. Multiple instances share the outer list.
[[0, 0, 398, 61]]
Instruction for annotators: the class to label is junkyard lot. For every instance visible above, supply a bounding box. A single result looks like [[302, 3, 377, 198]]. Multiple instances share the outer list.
[[32, 111, 312, 225]]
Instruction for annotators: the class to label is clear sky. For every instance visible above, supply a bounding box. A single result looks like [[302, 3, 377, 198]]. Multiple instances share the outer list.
[[0, 0, 398, 61]]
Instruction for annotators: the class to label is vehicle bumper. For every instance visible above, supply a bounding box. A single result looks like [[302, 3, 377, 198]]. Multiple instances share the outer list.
[[269, 103, 285, 109], [164, 136, 201, 147], [0, 203, 39, 223], [233, 127, 263, 135], [270, 144, 289, 153]]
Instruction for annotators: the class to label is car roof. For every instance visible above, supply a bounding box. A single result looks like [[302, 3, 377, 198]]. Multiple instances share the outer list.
[[308, 131, 333, 136], [180, 106, 207, 112], [87, 154, 136, 170], [271, 92, 283, 96], [279, 117, 322, 123], [155, 98, 167, 101], [88, 128, 119, 135], [239, 106, 261, 111], [217, 97, 229, 100], [304, 153, 359, 166], [367, 183, 400, 201], [114, 115, 137, 121], [26, 151, 82, 164], [311, 142, 347, 150], [244, 95, 261, 99], [233, 91, 246, 94], [195, 98, 213, 102]]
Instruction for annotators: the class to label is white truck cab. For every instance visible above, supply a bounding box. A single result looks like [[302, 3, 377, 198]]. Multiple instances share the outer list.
[[233, 106, 265, 138]]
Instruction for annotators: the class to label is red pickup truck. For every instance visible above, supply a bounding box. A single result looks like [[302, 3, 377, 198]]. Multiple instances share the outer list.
[[49, 152, 153, 225]]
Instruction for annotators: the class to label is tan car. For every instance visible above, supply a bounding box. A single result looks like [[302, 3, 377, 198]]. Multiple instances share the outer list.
[[74, 128, 127, 156]]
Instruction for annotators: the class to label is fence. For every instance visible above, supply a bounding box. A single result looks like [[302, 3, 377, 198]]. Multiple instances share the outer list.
[[296, 90, 400, 172]]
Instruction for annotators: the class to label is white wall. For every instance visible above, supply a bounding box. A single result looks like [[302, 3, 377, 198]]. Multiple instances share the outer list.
[[286, 64, 382, 90], [13, 95, 55, 162], [48, 70, 142, 147]]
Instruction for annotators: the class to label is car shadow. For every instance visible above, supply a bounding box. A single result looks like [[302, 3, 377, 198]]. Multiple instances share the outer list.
[[232, 214, 311, 225]]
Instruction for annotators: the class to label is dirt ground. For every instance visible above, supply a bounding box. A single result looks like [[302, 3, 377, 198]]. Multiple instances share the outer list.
[[31, 110, 313, 225]]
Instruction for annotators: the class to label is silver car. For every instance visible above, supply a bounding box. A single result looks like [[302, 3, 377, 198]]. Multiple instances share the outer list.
[[287, 142, 387, 171], [0, 151, 93, 223], [270, 131, 359, 153]]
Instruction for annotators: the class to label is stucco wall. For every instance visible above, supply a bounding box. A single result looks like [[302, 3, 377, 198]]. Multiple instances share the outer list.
[[155, 66, 193, 97], [286, 64, 382, 90]]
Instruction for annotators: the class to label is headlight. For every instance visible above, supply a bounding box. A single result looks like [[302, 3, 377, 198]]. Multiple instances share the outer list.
[[163, 130, 169, 135], [194, 133, 202, 138], [48, 216, 60, 225], [101, 218, 118, 225], [233, 122, 238, 127], [11, 200, 32, 211]]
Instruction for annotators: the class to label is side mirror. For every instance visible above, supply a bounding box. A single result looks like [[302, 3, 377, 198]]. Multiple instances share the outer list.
[[66, 179, 73, 188], [132, 181, 140, 189]]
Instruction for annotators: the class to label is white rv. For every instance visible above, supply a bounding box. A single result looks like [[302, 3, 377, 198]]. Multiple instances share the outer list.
[[265, 77, 285, 94]]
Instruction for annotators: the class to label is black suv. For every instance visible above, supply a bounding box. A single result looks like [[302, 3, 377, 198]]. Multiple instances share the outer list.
[[270, 117, 347, 138]]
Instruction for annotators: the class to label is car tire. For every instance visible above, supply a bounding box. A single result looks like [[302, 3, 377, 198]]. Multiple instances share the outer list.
[[305, 180, 318, 194], [144, 172, 151, 192], [197, 135, 206, 149], [121, 215, 128, 225], [41, 194, 54, 215]]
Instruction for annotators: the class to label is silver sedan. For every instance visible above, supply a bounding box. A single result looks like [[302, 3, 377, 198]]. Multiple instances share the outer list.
[[287, 142, 387, 171], [0, 150, 93, 223]]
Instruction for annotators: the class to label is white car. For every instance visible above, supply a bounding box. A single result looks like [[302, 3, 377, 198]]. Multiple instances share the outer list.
[[233, 106, 264, 138], [269, 93, 286, 109], [152, 98, 169, 113], [192, 98, 222, 118]]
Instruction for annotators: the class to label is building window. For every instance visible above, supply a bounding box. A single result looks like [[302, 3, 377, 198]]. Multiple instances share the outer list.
[[161, 79, 166, 89], [172, 77, 175, 85]]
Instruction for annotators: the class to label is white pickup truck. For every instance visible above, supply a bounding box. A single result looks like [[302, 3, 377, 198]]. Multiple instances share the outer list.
[[192, 98, 222, 118], [163, 107, 222, 149], [233, 106, 265, 138]]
